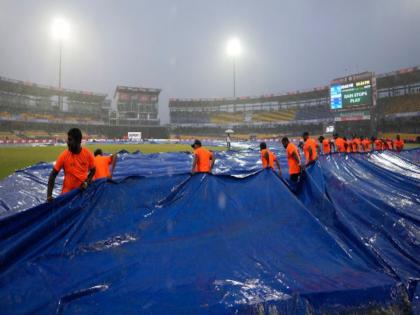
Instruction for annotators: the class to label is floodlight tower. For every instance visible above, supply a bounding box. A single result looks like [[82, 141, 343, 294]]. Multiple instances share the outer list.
[[51, 17, 70, 109], [226, 38, 242, 98]]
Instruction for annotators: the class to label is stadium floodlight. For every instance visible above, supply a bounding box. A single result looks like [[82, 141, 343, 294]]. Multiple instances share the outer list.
[[226, 38, 242, 57], [51, 17, 70, 41], [226, 38, 242, 97], [50, 17, 70, 110]]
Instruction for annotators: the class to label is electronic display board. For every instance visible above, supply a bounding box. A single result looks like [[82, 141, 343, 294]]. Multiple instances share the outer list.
[[330, 73, 375, 110]]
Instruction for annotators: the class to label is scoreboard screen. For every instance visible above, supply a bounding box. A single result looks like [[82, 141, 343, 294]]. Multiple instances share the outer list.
[[330, 77, 373, 110]]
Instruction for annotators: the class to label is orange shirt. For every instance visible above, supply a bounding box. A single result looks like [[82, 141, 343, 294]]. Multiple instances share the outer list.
[[54, 147, 95, 194], [94, 155, 113, 180], [322, 139, 331, 154], [374, 140, 382, 151], [362, 139, 371, 152], [335, 137, 345, 153], [386, 140, 393, 150], [351, 140, 358, 152], [394, 139, 404, 152], [286, 143, 301, 175], [352, 138, 361, 152], [260, 149, 277, 169], [194, 147, 213, 172], [303, 138, 318, 164], [346, 140, 352, 153]]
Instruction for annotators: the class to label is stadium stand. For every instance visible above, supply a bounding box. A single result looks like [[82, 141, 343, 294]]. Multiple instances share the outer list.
[[1, 65, 419, 141], [170, 111, 210, 124], [0, 76, 169, 139], [20, 130, 50, 139], [379, 95, 420, 115], [0, 131, 19, 140], [252, 109, 296, 122], [295, 105, 333, 120], [170, 65, 420, 139], [211, 112, 245, 124]]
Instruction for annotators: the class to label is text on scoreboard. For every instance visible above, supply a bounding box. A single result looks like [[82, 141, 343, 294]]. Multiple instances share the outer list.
[[330, 79, 372, 110]]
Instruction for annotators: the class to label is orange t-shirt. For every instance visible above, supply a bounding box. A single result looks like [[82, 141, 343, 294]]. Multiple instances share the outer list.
[[194, 147, 213, 172], [362, 139, 371, 152], [351, 140, 358, 152], [386, 140, 393, 150], [286, 143, 301, 175], [94, 155, 113, 180], [374, 140, 382, 151], [353, 138, 362, 152], [394, 140, 404, 152], [346, 140, 352, 153], [322, 139, 331, 154], [303, 138, 318, 164], [335, 137, 345, 153], [260, 149, 277, 169], [54, 147, 95, 194]]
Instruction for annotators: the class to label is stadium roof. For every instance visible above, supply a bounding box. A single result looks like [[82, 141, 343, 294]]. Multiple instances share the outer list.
[[169, 65, 420, 107], [0, 76, 107, 102], [377, 65, 420, 89], [114, 85, 161, 98], [169, 87, 329, 107]]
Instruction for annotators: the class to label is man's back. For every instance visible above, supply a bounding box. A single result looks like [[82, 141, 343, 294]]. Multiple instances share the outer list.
[[94, 155, 112, 179], [260, 148, 276, 169], [335, 137, 345, 153], [394, 139, 404, 152], [322, 139, 331, 154], [354, 138, 362, 152], [303, 138, 318, 163], [362, 139, 371, 152], [346, 139, 352, 153], [286, 142, 301, 174], [194, 147, 213, 172]]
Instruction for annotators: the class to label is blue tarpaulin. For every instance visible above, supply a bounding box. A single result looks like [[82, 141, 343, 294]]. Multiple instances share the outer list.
[[0, 147, 419, 313]]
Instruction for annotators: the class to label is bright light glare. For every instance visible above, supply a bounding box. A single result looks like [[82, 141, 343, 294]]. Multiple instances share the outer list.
[[226, 38, 242, 57], [51, 17, 70, 41]]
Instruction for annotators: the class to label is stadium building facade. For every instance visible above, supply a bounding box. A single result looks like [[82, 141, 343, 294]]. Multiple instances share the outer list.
[[169, 66, 420, 139], [109, 86, 160, 126]]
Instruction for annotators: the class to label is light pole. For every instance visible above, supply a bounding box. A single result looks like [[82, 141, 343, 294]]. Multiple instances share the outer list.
[[226, 38, 241, 98], [233, 58, 236, 98], [51, 17, 70, 110], [59, 41, 62, 91]]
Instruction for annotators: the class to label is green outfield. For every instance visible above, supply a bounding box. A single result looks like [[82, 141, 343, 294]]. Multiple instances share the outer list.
[[0, 143, 224, 180]]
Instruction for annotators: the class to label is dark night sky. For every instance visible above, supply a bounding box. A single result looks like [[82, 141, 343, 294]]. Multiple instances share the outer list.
[[1, 0, 419, 123]]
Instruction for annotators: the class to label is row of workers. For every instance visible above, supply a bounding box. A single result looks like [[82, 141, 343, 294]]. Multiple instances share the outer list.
[[322, 134, 405, 154], [46, 129, 406, 201], [193, 132, 405, 183], [192, 136, 304, 182], [47, 130, 301, 201]]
